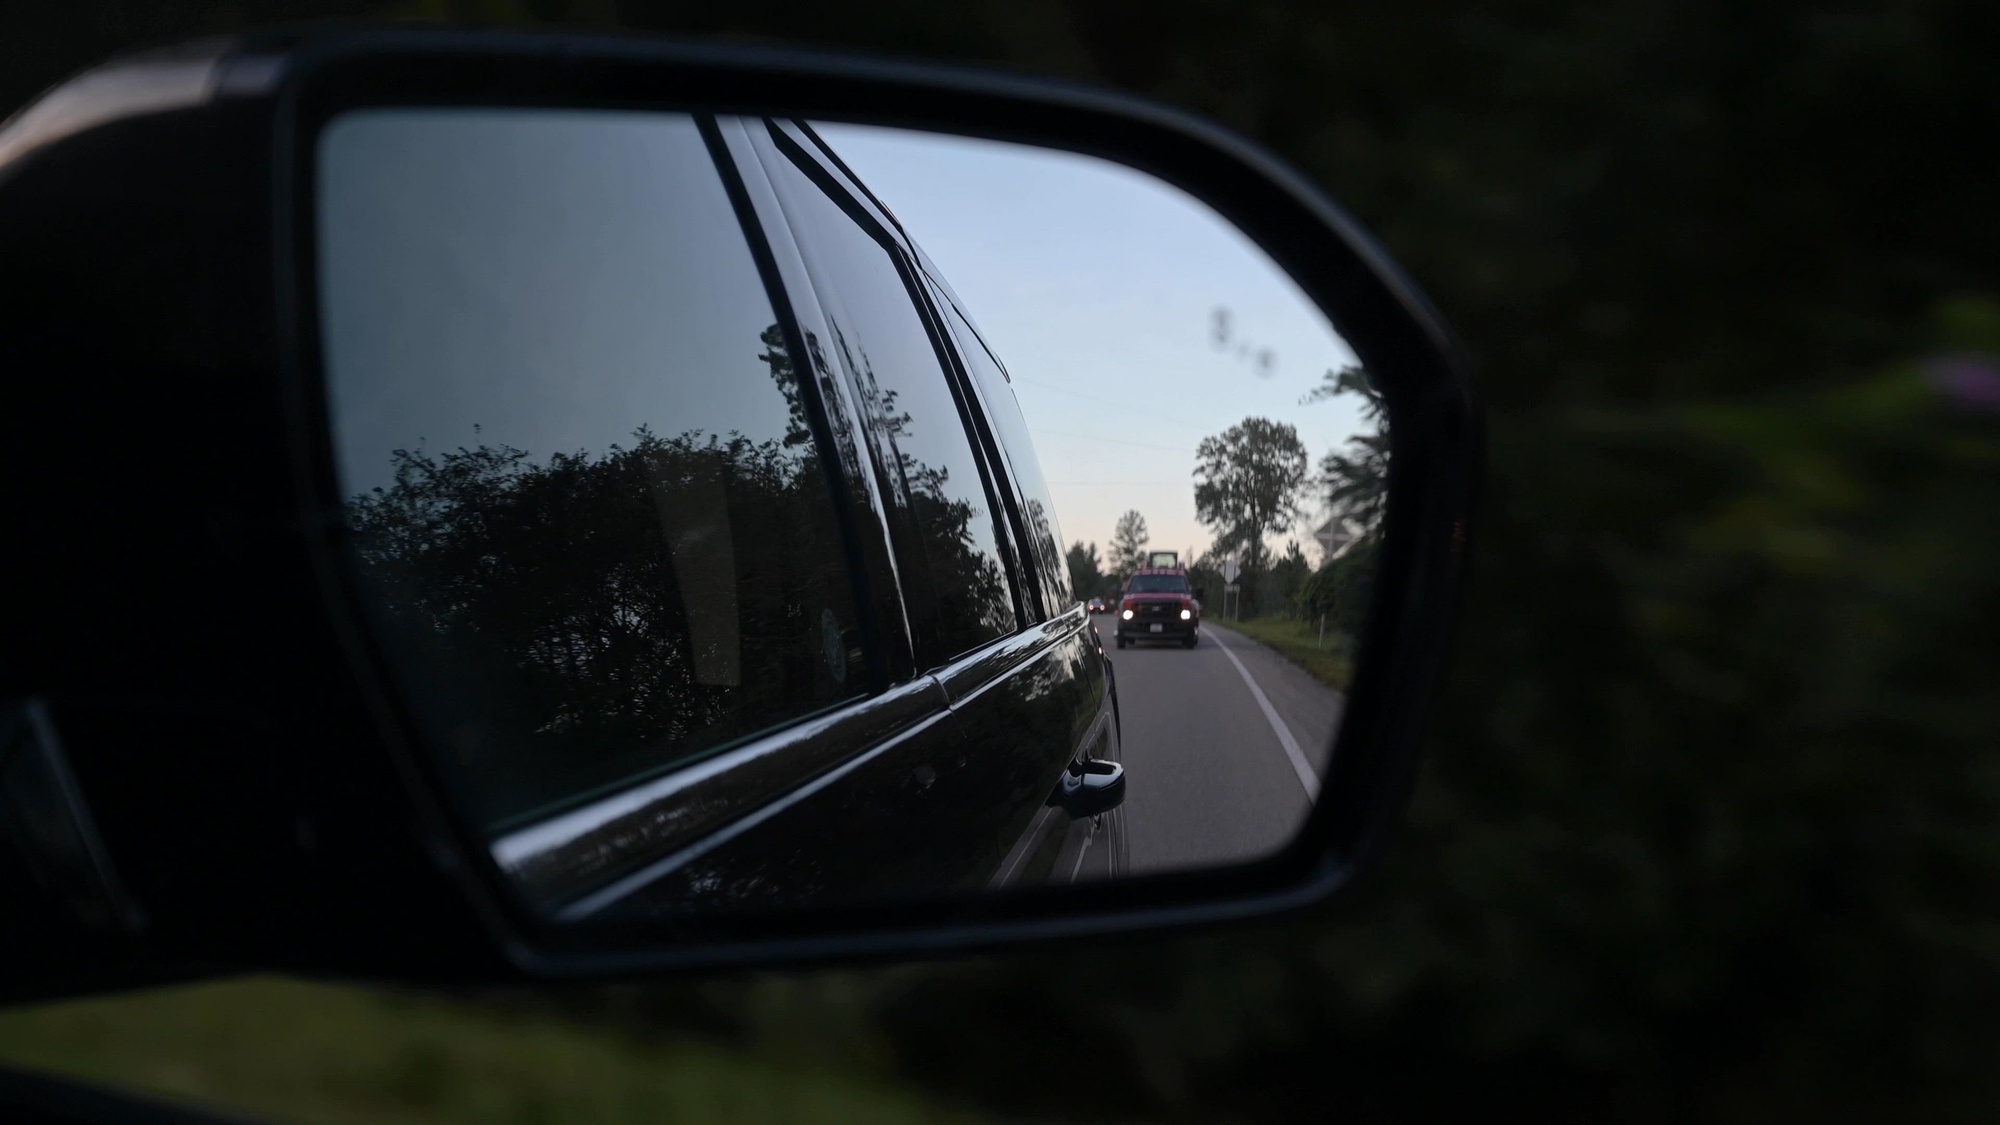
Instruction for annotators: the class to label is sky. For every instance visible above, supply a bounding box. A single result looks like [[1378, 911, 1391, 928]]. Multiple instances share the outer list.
[[815, 122, 1368, 565], [316, 108, 1372, 570], [320, 110, 801, 494]]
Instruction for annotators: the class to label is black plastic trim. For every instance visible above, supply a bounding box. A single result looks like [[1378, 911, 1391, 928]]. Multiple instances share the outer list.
[[252, 25, 1478, 979]]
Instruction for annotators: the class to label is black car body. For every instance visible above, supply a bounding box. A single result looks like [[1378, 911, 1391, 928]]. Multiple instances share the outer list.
[[1087, 597, 1110, 615], [326, 115, 1128, 915], [1116, 567, 1201, 648]]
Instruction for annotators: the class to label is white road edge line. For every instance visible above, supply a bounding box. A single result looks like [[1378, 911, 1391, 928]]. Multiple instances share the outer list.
[[1210, 630, 1321, 800]]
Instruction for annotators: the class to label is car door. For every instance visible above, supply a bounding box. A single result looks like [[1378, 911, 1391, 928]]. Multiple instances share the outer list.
[[914, 267, 1126, 886], [760, 119, 1121, 888], [333, 108, 1116, 922], [570, 118, 1114, 916], [320, 108, 951, 920]]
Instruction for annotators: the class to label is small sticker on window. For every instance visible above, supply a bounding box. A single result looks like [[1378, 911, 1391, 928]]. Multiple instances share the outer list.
[[821, 608, 848, 684]]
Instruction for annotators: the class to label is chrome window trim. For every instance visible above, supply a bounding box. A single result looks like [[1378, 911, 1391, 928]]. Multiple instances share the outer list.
[[492, 674, 946, 912], [556, 706, 957, 922], [931, 603, 1086, 708]]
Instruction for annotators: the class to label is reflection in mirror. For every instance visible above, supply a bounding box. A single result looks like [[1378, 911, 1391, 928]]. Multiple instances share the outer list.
[[315, 108, 1385, 924]]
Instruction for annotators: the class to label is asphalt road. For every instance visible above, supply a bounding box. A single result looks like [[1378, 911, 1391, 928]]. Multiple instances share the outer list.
[[1088, 615, 1344, 876]]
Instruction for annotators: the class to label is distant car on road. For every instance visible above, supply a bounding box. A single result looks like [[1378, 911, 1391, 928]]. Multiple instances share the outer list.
[[1115, 565, 1201, 649], [1087, 597, 1110, 615]]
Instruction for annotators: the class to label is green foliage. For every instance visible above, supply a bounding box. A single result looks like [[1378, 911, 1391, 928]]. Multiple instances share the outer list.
[[1262, 540, 1313, 617], [0, 978, 995, 1125], [1183, 552, 1226, 613], [1107, 508, 1150, 582], [1065, 539, 1105, 600], [1377, 335, 2000, 1116], [1306, 365, 1390, 538], [1300, 538, 1379, 637], [1217, 616, 1353, 690]]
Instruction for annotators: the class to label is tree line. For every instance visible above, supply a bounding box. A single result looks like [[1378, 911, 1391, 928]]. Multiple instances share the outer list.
[[1066, 362, 1387, 631]]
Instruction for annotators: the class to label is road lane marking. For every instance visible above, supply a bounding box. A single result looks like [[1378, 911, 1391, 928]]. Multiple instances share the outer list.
[[1209, 631, 1321, 800]]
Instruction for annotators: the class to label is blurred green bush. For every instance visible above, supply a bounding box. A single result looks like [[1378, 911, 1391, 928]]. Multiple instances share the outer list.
[[0, 978, 1001, 1125]]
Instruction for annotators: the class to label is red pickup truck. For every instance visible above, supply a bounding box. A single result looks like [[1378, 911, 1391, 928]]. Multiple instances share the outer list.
[[1115, 564, 1202, 649]]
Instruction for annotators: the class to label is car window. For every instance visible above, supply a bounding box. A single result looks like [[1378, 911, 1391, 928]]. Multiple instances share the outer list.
[[761, 134, 1018, 665], [933, 290, 1072, 618], [317, 109, 868, 830], [1127, 574, 1191, 594]]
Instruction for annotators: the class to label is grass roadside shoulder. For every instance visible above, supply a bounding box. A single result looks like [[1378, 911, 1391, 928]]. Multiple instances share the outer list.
[[1219, 616, 1353, 691], [0, 977, 999, 1125]]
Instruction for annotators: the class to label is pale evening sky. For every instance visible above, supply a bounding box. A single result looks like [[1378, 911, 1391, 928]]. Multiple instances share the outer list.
[[320, 110, 1372, 571], [815, 122, 1368, 565]]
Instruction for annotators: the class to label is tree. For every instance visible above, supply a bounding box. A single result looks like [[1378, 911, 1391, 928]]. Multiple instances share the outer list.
[[1269, 538, 1312, 614], [1301, 536, 1378, 636], [1108, 509, 1149, 580], [1300, 363, 1381, 415], [1065, 540, 1104, 599], [345, 424, 857, 825], [1306, 365, 1390, 539], [1192, 417, 1309, 573]]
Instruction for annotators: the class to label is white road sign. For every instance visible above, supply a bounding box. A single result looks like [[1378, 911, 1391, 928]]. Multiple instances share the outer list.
[[1314, 518, 1358, 559]]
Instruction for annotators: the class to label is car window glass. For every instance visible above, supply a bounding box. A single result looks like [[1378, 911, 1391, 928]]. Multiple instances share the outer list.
[[1128, 574, 1191, 594], [934, 292, 1071, 617], [762, 136, 1017, 664], [318, 109, 867, 830]]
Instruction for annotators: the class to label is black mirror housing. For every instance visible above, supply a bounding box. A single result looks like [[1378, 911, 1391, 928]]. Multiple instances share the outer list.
[[0, 26, 1477, 997]]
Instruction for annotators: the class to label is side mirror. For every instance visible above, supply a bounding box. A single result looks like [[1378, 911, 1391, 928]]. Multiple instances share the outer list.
[[1049, 758, 1125, 820], [0, 27, 1476, 995], [1195, 586, 1208, 601]]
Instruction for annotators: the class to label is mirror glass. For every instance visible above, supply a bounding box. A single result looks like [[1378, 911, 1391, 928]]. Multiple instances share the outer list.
[[315, 108, 1386, 920]]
